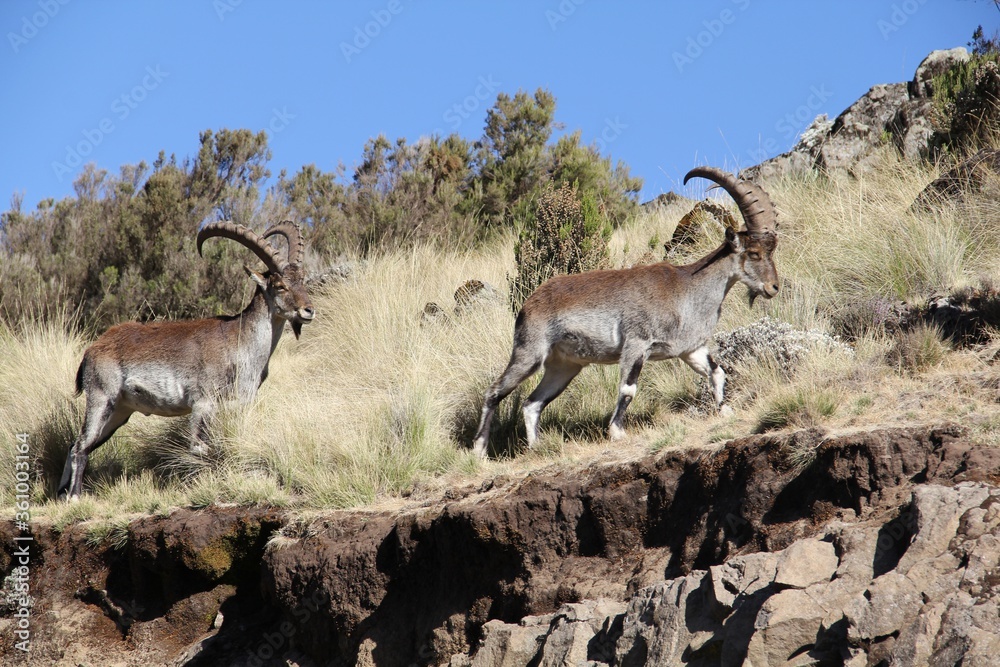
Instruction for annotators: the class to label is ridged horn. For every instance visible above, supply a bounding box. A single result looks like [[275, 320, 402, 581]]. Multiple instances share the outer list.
[[197, 221, 284, 274], [262, 221, 305, 268], [683, 167, 777, 236]]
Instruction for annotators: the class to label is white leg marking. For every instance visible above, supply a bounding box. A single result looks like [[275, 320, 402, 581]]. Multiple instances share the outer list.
[[710, 365, 727, 407], [683, 346, 728, 408], [523, 400, 543, 447]]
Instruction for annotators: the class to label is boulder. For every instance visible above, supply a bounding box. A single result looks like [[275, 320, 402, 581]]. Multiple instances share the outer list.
[[667, 199, 738, 252], [911, 47, 971, 98], [454, 279, 499, 314], [773, 537, 839, 589]]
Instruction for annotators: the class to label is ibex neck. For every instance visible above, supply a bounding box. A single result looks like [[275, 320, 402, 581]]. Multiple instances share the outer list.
[[221, 288, 286, 399], [681, 242, 742, 312], [239, 288, 286, 354]]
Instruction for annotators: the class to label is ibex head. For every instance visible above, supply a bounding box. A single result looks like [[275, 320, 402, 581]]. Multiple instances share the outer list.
[[197, 220, 315, 337], [684, 167, 780, 306]]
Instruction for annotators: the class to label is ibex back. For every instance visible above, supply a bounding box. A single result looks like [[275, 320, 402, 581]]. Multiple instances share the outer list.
[[59, 221, 314, 499], [472, 167, 779, 457]]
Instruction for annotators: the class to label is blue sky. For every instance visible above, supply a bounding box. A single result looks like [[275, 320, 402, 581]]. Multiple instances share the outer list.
[[1, 1, 995, 210]]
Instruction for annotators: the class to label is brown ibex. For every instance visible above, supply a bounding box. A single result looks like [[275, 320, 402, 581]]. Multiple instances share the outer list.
[[472, 167, 779, 458], [59, 221, 315, 499]]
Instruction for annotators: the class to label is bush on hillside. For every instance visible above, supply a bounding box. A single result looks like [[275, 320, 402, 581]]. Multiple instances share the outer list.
[[932, 26, 1000, 151], [1, 89, 643, 332], [508, 181, 611, 311]]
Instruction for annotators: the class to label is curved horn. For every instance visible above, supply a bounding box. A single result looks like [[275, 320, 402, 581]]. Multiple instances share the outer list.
[[262, 221, 305, 268], [197, 221, 284, 274], [683, 167, 777, 235]]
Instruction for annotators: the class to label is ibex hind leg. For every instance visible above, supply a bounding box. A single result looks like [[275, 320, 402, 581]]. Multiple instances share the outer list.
[[59, 395, 132, 500], [609, 351, 647, 441], [472, 350, 543, 459], [523, 360, 583, 448], [188, 401, 216, 456]]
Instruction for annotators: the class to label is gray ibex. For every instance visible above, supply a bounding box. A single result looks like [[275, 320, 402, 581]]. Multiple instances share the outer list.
[[472, 167, 779, 458], [59, 221, 315, 499]]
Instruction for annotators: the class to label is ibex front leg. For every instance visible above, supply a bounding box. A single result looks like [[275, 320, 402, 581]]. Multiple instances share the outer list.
[[681, 346, 732, 416]]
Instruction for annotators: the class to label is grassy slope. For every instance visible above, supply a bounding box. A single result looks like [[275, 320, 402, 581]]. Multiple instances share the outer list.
[[4, 142, 1000, 529]]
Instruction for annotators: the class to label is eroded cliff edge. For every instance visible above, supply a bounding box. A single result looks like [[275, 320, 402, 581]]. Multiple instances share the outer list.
[[2, 423, 1000, 666]]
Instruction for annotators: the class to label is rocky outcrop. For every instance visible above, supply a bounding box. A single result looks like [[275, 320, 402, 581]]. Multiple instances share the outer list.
[[469, 482, 1000, 666], [666, 199, 737, 252], [746, 48, 971, 180], [3, 423, 1000, 666]]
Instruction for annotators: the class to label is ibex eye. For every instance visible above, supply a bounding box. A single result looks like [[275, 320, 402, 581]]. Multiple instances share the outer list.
[[748, 252, 761, 260]]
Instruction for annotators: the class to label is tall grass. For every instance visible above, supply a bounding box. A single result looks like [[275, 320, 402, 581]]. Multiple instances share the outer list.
[[5, 143, 1000, 520]]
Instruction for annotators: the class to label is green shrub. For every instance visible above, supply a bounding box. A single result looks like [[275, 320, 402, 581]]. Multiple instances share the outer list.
[[932, 27, 1000, 151]]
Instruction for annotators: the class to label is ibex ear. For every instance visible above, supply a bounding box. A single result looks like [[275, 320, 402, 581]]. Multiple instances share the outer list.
[[725, 227, 744, 251], [244, 264, 268, 290]]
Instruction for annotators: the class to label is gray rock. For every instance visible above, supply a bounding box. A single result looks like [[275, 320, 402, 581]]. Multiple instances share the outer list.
[[614, 573, 717, 665], [774, 538, 839, 589], [710, 551, 779, 609], [473, 618, 548, 667], [912, 47, 971, 98], [819, 83, 910, 173], [896, 483, 991, 575], [829, 523, 880, 583], [420, 301, 449, 325], [746, 587, 828, 667], [846, 571, 923, 641], [538, 600, 626, 667], [454, 280, 498, 314]]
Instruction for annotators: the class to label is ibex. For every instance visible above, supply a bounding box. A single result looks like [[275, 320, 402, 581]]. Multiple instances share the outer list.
[[472, 167, 779, 458], [58, 221, 315, 499]]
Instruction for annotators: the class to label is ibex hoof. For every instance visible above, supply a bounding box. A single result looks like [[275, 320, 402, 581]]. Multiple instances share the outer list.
[[609, 424, 627, 441], [719, 404, 735, 418]]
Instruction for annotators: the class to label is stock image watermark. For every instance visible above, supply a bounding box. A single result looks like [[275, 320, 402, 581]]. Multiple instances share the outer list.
[[745, 84, 833, 165], [442, 75, 502, 131], [213, 0, 243, 21], [593, 116, 628, 153], [266, 107, 296, 136], [243, 590, 325, 667], [877, 0, 929, 40], [5, 433, 34, 653], [51, 65, 169, 182], [673, 0, 751, 74], [7, 0, 72, 54], [340, 0, 408, 64], [545, 0, 586, 31]]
